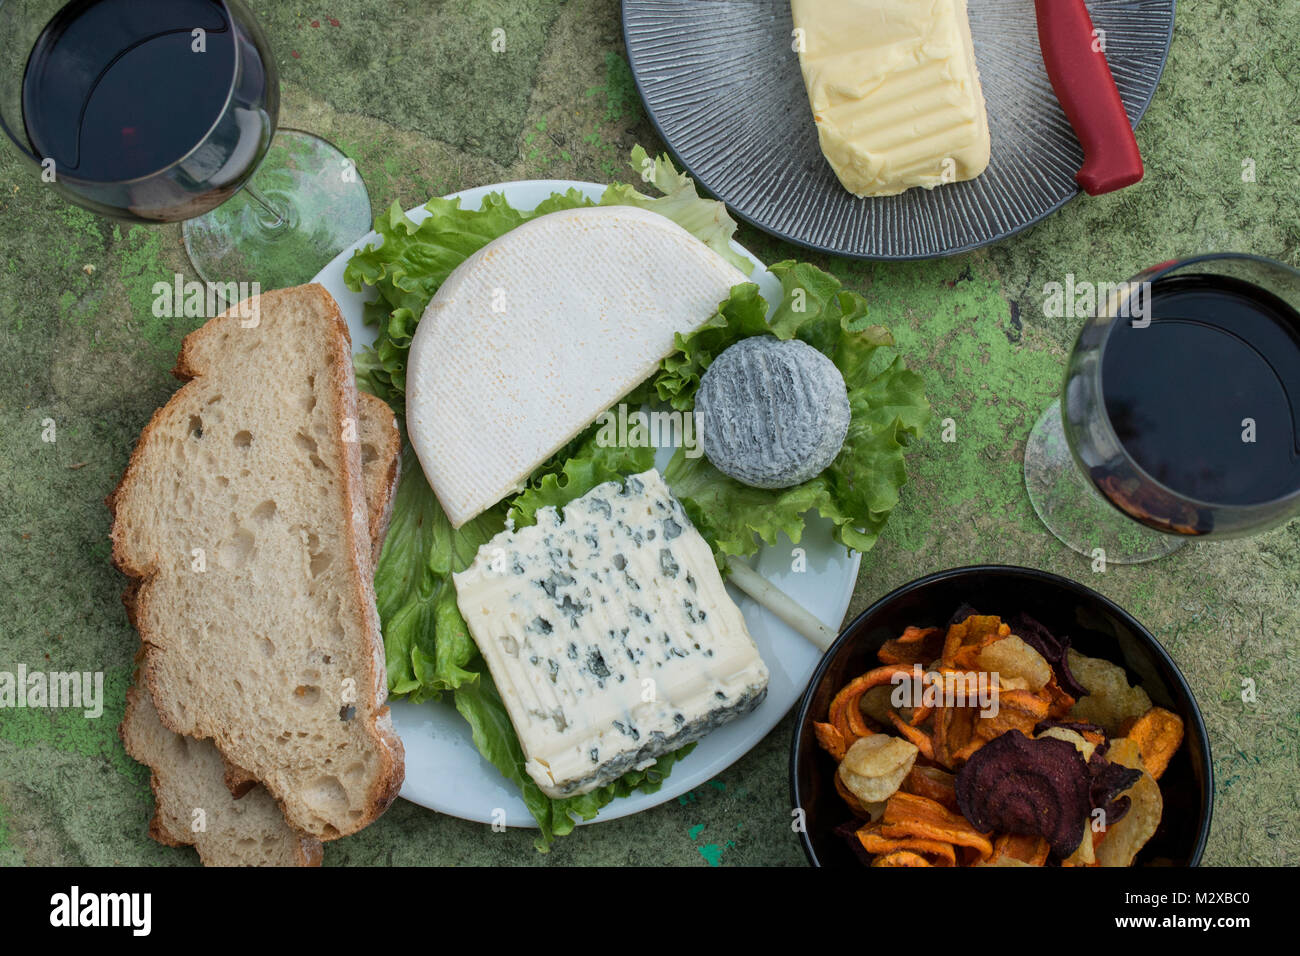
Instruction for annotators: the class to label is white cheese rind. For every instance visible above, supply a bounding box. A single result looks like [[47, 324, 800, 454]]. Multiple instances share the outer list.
[[791, 0, 991, 197], [405, 206, 748, 528], [452, 469, 769, 798]]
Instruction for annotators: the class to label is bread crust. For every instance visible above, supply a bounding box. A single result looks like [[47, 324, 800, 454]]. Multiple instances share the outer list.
[[120, 677, 324, 866], [109, 284, 404, 840], [356, 391, 402, 565]]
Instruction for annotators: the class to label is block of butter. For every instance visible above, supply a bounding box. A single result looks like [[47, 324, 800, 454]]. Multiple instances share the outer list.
[[791, 0, 991, 198]]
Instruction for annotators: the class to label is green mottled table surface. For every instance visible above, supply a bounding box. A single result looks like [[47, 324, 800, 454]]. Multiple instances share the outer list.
[[1, 0, 1296, 867]]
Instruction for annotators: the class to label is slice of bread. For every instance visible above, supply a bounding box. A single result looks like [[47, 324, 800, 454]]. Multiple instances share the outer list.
[[356, 391, 401, 567], [217, 389, 401, 801], [121, 677, 324, 867], [120, 390, 403, 865], [110, 284, 404, 840]]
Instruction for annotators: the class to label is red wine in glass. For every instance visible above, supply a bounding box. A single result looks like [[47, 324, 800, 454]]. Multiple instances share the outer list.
[[1097, 273, 1300, 532], [2, 0, 370, 288], [15, 0, 275, 221], [1026, 254, 1300, 563]]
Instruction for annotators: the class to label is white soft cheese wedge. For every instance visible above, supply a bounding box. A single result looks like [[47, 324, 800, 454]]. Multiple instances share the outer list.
[[791, 0, 991, 197], [405, 206, 748, 528], [452, 469, 769, 798]]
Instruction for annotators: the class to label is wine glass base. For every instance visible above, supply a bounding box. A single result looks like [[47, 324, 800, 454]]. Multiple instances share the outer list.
[[1024, 403, 1185, 565], [182, 129, 371, 291]]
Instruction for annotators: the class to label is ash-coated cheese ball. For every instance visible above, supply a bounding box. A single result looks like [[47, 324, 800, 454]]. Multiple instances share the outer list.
[[695, 335, 850, 489]]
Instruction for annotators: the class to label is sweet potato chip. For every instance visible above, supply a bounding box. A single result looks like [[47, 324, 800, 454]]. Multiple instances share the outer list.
[[839, 734, 919, 804], [1124, 707, 1184, 781], [882, 792, 993, 860], [901, 766, 960, 812], [988, 832, 1050, 866], [813, 721, 848, 762], [934, 703, 979, 767], [878, 626, 944, 666], [941, 616, 987, 671], [828, 665, 913, 747], [887, 711, 935, 761], [975, 688, 1051, 741], [872, 849, 932, 867], [857, 827, 957, 866]]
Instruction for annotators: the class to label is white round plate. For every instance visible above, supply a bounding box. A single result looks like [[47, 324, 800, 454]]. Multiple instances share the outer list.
[[313, 180, 861, 827]]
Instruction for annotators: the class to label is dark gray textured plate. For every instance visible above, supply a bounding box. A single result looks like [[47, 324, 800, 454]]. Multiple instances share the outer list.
[[622, 0, 1175, 260]]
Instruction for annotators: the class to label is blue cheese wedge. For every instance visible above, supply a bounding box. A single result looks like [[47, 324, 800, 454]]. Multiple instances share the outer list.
[[452, 469, 769, 798]]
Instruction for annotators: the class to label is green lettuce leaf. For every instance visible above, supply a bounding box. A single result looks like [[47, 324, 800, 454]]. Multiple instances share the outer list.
[[598, 146, 752, 274], [508, 423, 656, 528], [654, 260, 930, 557], [373, 446, 508, 702], [454, 672, 695, 850]]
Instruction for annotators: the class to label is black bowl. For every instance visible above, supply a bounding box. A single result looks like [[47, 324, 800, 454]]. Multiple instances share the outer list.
[[790, 565, 1213, 867]]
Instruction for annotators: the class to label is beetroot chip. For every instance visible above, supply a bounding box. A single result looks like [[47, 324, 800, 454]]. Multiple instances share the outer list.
[[1010, 613, 1088, 699], [1088, 752, 1143, 826], [955, 730, 1091, 858], [833, 819, 876, 867]]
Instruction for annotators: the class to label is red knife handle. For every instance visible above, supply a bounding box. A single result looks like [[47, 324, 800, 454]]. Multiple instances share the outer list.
[[1034, 0, 1144, 195]]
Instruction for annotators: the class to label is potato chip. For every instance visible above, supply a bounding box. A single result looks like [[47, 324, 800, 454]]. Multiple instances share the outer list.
[[978, 635, 1052, 692], [1094, 737, 1163, 866], [1124, 707, 1184, 781], [1061, 820, 1096, 866], [859, 684, 903, 726], [1066, 650, 1153, 734], [1011, 613, 1088, 698], [994, 675, 1031, 692], [1037, 726, 1097, 762], [838, 733, 919, 804], [1106, 737, 1143, 770], [1034, 719, 1107, 749]]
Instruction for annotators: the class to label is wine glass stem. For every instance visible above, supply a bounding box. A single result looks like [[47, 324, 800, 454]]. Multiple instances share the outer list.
[[243, 181, 288, 229]]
